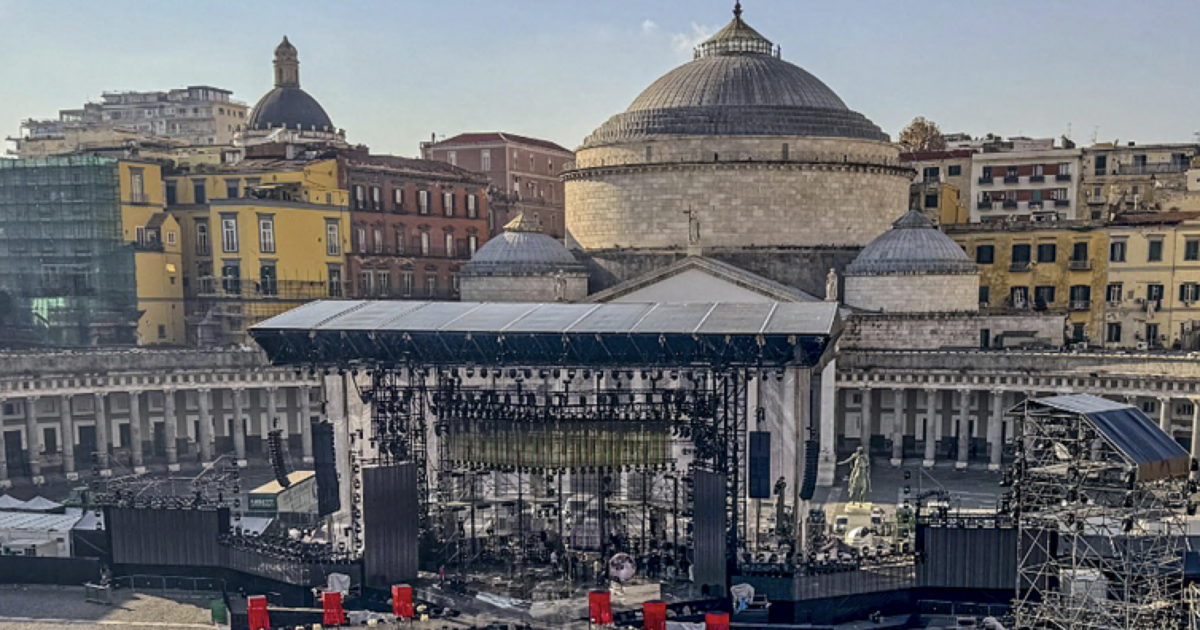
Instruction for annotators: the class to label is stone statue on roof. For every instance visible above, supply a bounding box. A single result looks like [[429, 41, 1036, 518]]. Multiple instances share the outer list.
[[825, 268, 838, 302], [683, 206, 701, 246]]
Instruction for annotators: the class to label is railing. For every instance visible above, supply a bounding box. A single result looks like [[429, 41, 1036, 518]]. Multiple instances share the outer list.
[[1030, 174, 1045, 183], [1004, 175, 1019, 184], [1028, 201, 1043, 210], [1070, 300, 1092, 311], [976, 201, 993, 210], [1002, 200, 1018, 209], [977, 176, 994, 185], [129, 192, 151, 204], [1117, 162, 1188, 176], [1069, 259, 1092, 271], [1087, 195, 1106, 205], [1054, 199, 1070, 207], [1009, 261, 1031, 272], [1055, 173, 1073, 182]]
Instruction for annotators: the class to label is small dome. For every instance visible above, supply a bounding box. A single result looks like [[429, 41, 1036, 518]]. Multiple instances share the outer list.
[[581, 3, 887, 147], [463, 214, 586, 275], [248, 88, 334, 131], [845, 210, 977, 276]]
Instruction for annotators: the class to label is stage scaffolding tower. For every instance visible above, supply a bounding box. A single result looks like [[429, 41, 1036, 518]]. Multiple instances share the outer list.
[[1012, 396, 1191, 630]]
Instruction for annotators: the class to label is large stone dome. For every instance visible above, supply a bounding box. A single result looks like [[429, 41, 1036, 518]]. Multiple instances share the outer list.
[[845, 210, 977, 277], [246, 37, 336, 133], [581, 4, 887, 148]]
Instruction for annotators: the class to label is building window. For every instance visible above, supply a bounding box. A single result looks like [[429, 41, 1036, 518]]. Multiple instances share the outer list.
[[192, 180, 206, 204], [419, 231, 431, 256], [377, 271, 390, 297], [924, 194, 938, 209], [165, 181, 177, 205], [1181, 282, 1200, 303], [444, 232, 455, 257], [1106, 323, 1122, 344], [373, 228, 383, 253], [402, 271, 414, 297], [975, 245, 994, 264], [922, 166, 940, 183], [1146, 323, 1160, 345], [260, 264, 277, 296], [1069, 285, 1091, 309], [396, 227, 406, 254], [1186, 239, 1199, 261], [1010, 286, 1030, 309], [1034, 285, 1056, 308], [1106, 283, 1123, 304], [948, 165, 961, 177], [221, 261, 241, 295], [196, 221, 210, 256], [325, 220, 340, 256], [481, 150, 491, 171], [130, 171, 145, 201], [1110, 240, 1127, 262], [452, 272, 460, 294], [371, 186, 382, 211], [468, 234, 478, 256], [978, 286, 990, 306], [447, 150, 457, 166], [354, 185, 365, 210], [426, 274, 437, 297], [359, 270, 373, 297], [1071, 241, 1088, 262], [467, 194, 478, 218], [418, 190, 429, 214], [258, 216, 275, 253], [1148, 239, 1164, 262], [394, 187, 404, 210], [220, 216, 238, 253], [157, 325, 167, 340], [1148, 283, 1165, 307], [443, 191, 455, 217], [355, 227, 367, 253], [1011, 244, 1031, 264], [225, 179, 239, 199], [328, 265, 343, 297], [166, 230, 177, 246], [1036, 243, 1057, 263]]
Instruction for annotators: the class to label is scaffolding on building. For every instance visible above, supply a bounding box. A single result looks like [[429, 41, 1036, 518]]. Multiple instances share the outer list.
[[190, 277, 333, 346], [1012, 394, 1191, 630], [0, 156, 137, 346]]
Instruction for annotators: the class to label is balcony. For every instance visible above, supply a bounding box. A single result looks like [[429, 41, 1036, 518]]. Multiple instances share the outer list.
[[1087, 195, 1106, 205], [1055, 173, 1073, 182], [1002, 200, 1018, 209], [1070, 300, 1091, 311], [1117, 163, 1187, 176], [1009, 261, 1031, 272], [1030, 175, 1045, 183], [976, 200, 994, 210], [1069, 259, 1093, 271], [129, 192, 152, 205], [1054, 199, 1070, 208], [977, 176, 994, 186], [1004, 175, 1019, 184], [1028, 202, 1043, 210]]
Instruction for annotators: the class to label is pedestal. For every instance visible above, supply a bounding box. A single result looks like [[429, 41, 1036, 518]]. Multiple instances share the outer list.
[[843, 502, 874, 515], [922, 459, 935, 468], [0, 480, 10, 490], [168, 463, 181, 472], [303, 456, 314, 466], [98, 469, 113, 478], [236, 459, 248, 468], [987, 463, 1001, 472], [890, 458, 902, 467], [133, 466, 147, 475], [955, 461, 968, 470]]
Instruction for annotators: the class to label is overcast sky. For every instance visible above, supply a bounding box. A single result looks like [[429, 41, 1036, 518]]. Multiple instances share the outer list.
[[2, 0, 1199, 156]]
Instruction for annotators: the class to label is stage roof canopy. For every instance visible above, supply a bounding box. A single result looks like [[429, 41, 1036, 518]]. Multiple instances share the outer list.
[[250, 300, 839, 368], [1016, 394, 1190, 482]]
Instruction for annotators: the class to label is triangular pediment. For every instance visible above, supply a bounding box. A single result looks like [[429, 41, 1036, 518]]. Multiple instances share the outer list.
[[587, 257, 820, 304]]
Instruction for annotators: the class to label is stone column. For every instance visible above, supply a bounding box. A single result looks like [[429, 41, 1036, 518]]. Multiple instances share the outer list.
[[94, 393, 111, 476], [164, 390, 179, 471], [956, 389, 970, 470], [817, 360, 837, 487], [891, 388, 905, 467], [232, 388, 247, 467], [60, 395, 76, 479], [0, 400, 8, 488], [128, 390, 145, 473], [198, 388, 214, 465], [860, 386, 872, 450], [923, 389, 938, 468], [988, 390, 1005, 471], [300, 385, 314, 465], [25, 395, 42, 482], [1159, 396, 1171, 434], [1191, 400, 1200, 481]]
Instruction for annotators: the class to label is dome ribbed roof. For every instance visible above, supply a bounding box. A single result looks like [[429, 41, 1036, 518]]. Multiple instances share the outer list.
[[845, 210, 978, 276], [581, 4, 887, 148], [248, 87, 334, 131], [462, 214, 586, 275]]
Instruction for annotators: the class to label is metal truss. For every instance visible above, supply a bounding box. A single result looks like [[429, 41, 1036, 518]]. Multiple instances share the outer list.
[[1013, 404, 1189, 630]]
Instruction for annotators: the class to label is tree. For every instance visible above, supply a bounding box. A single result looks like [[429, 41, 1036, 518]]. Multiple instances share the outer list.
[[898, 117, 947, 152]]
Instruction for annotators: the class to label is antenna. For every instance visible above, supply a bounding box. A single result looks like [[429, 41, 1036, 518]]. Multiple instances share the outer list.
[[1091, 126, 1099, 144]]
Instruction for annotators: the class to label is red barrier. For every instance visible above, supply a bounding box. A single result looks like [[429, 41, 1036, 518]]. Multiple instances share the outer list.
[[392, 584, 414, 619], [247, 595, 270, 630], [588, 590, 613, 625], [705, 611, 730, 630], [322, 590, 346, 626], [643, 600, 667, 630]]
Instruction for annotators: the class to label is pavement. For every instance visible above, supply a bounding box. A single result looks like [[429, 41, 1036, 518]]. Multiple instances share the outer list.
[[0, 585, 216, 629]]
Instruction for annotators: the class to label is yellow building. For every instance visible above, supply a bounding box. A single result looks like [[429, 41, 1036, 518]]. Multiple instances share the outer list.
[[118, 160, 186, 345], [164, 157, 349, 345], [948, 221, 1109, 344], [1104, 212, 1200, 350]]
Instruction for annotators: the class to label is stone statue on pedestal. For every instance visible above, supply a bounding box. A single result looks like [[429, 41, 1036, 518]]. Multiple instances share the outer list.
[[682, 207, 701, 246], [837, 446, 871, 504], [554, 270, 567, 302], [825, 268, 839, 302]]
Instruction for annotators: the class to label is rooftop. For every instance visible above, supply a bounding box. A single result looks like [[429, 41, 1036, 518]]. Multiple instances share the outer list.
[[428, 132, 572, 155], [846, 209, 978, 276]]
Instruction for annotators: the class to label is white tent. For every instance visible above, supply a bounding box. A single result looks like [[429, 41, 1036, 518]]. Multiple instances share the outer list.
[[0, 496, 26, 510]]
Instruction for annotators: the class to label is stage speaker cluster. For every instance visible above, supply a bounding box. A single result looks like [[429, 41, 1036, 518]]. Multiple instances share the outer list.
[[268, 429, 290, 488], [799, 439, 819, 501], [312, 422, 341, 516]]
